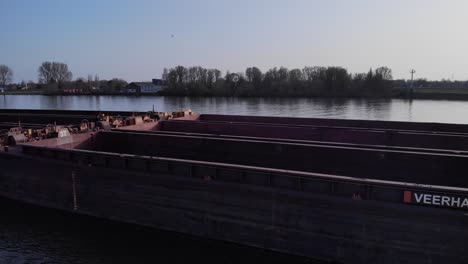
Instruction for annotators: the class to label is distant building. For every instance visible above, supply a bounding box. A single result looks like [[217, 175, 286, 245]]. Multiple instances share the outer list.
[[125, 79, 166, 94], [152, 79, 164, 85], [125, 86, 137, 93]]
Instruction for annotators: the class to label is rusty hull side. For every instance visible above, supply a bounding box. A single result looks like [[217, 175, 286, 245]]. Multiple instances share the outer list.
[[0, 141, 466, 264]]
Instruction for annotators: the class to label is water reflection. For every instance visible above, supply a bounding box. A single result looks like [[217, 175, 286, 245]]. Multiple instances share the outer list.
[[0, 200, 311, 264], [0, 95, 467, 124]]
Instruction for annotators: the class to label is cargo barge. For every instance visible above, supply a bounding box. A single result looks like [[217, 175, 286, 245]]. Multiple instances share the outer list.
[[0, 110, 467, 264]]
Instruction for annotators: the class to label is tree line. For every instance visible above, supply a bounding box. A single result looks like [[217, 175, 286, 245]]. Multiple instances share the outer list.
[[160, 65, 396, 97], [3, 62, 468, 97], [0, 62, 74, 87], [0, 62, 127, 93], [35, 61, 127, 93]]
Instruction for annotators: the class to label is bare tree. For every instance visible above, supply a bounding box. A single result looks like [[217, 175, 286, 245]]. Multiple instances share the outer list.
[[38, 62, 53, 83], [87, 74, 94, 89], [206, 70, 215, 87], [246, 67, 262, 88], [38, 61, 73, 83], [214, 69, 221, 82], [375, 66, 393, 80], [250, 67, 262, 86], [245, 67, 253, 82], [0, 65, 13, 86], [55, 62, 73, 82], [174, 66, 187, 85], [289, 69, 303, 82]]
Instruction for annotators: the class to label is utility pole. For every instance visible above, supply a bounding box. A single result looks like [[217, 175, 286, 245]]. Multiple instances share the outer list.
[[410, 69, 416, 93]]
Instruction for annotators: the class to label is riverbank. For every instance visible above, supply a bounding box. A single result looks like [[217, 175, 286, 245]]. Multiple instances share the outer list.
[[407, 88, 468, 100], [5, 89, 468, 101], [2, 90, 130, 96]]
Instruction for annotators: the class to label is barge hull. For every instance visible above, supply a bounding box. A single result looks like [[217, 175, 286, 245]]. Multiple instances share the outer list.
[[1, 111, 468, 263], [1, 145, 467, 264]]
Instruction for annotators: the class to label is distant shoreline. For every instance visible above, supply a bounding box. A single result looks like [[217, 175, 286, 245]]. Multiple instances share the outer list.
[[3, 90, 468, 101]]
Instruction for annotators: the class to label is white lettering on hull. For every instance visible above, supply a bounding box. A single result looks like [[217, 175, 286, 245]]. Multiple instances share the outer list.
[[414, 193, 424, 203], [404, 191, 468, 209], [442, 196, 450, 206]]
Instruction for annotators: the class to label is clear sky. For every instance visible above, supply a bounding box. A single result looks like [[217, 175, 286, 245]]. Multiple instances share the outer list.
[[1, 0, 468, 83]]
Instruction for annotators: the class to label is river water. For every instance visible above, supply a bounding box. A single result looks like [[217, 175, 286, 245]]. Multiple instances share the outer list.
[[1, 95, 468, 124], [0, 199, 312, 264], [1, 95, 467, 263]]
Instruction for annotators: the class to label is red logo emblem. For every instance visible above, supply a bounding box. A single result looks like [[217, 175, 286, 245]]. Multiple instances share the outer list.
[[403, 191, 412, 203]]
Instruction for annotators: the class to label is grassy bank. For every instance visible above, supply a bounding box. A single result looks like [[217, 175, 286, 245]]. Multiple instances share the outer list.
[[3, 90, 44, 95], [406, 88, 468, 100]]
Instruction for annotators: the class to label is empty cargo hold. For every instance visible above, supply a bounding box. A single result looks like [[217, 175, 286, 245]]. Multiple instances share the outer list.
[[63, 131, 468, 188]]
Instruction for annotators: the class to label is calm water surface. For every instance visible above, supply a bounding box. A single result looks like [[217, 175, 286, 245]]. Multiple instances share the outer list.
[[1, 95, 467, 263], [0, 200, 312, 264], [1, 95, 468, 124]]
